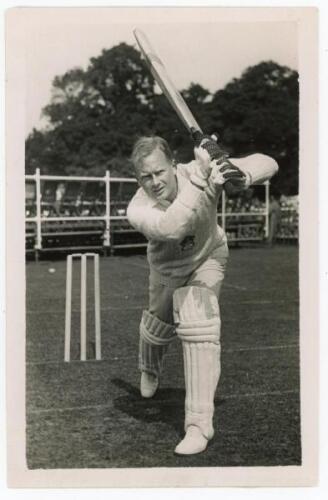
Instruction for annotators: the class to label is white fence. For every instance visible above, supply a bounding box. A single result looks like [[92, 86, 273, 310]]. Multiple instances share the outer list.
[[25, 168, 270, 253]]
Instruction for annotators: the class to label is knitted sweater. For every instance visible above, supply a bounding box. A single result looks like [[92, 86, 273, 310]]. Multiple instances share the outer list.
[[127, 154, 278, 280]]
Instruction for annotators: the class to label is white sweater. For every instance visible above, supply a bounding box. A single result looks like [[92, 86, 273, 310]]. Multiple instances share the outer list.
[[127, 154, 278, 280]]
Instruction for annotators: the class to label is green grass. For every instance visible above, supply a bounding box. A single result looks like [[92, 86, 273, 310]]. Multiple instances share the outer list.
[[26, 245, 301, 468]]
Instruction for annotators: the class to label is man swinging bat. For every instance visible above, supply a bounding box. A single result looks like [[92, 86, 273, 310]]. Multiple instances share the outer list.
[[127, 132, 278, 455]]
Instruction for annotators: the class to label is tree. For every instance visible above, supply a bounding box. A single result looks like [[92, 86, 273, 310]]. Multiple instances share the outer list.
[[207, 62, 299, 195], [26, 43, 157, 176], [26, 50, 299, 195]]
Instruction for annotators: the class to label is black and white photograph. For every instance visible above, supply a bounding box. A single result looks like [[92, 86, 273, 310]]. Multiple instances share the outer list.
[[5, 5, 319, 488]]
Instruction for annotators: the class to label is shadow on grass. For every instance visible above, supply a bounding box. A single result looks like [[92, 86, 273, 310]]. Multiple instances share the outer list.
[[111, 378, 227, 439], [111, 378, 186, 437]]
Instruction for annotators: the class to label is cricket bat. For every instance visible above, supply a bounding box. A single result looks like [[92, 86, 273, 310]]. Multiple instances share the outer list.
[[133, 29, 239, 194], [133, 28, 202, 135]]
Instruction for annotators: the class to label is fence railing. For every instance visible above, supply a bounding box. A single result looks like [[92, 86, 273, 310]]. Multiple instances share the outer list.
[[25, 169, 270, 253]]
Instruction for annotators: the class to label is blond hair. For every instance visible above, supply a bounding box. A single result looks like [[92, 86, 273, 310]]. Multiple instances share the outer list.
[[131, 136, 173, 173]]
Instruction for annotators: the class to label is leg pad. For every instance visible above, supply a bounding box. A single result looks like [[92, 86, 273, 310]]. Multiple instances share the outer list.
[[173, 286, 221, 440], [139, 310, 175, 376]]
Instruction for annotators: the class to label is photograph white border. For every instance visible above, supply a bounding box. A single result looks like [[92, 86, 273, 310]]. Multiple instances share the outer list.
[[4, 3, 319, 490]]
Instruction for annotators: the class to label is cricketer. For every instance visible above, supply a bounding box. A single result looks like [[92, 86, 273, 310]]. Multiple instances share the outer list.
[[127, 133, 278, 455]]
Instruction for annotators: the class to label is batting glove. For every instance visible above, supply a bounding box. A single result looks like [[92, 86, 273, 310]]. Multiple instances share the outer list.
[[191, 128, 247, 195], [191, 128, 228, 163]]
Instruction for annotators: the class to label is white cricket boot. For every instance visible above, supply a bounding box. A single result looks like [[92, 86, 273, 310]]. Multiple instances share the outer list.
[[140, 371, 159, 398], [175, 425, 208, 455]]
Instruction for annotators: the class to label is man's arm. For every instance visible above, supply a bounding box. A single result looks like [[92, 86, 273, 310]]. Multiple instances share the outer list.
[[127, 144, 217, 241], [230, 154, 279, 186], [208, 153, 278, 194], [127, 182, 203, 242]]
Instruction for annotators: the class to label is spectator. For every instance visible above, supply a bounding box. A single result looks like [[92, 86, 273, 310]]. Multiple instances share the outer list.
[[268, 193, 281, 245], [54, 182, 66, 216]]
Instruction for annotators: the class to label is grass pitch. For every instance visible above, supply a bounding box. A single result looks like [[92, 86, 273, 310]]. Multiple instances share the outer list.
[[26, 245, 300, 468]]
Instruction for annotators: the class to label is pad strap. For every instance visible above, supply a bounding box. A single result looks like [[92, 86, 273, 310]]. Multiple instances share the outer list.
[[140, 310, 176, 346]]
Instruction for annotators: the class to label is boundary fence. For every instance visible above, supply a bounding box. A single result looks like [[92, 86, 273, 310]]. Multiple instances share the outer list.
[[26, 169, 271, 258]]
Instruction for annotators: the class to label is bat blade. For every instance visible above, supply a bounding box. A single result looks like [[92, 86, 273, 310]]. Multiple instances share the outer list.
[[133, 29, 240, 197], [134, 29, 202, 134]]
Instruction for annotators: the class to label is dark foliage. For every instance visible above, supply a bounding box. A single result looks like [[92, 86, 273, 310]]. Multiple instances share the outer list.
[[26, 46, 299, 194]]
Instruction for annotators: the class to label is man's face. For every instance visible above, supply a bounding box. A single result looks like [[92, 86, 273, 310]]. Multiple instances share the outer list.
[[136, 147, 177, 203]]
